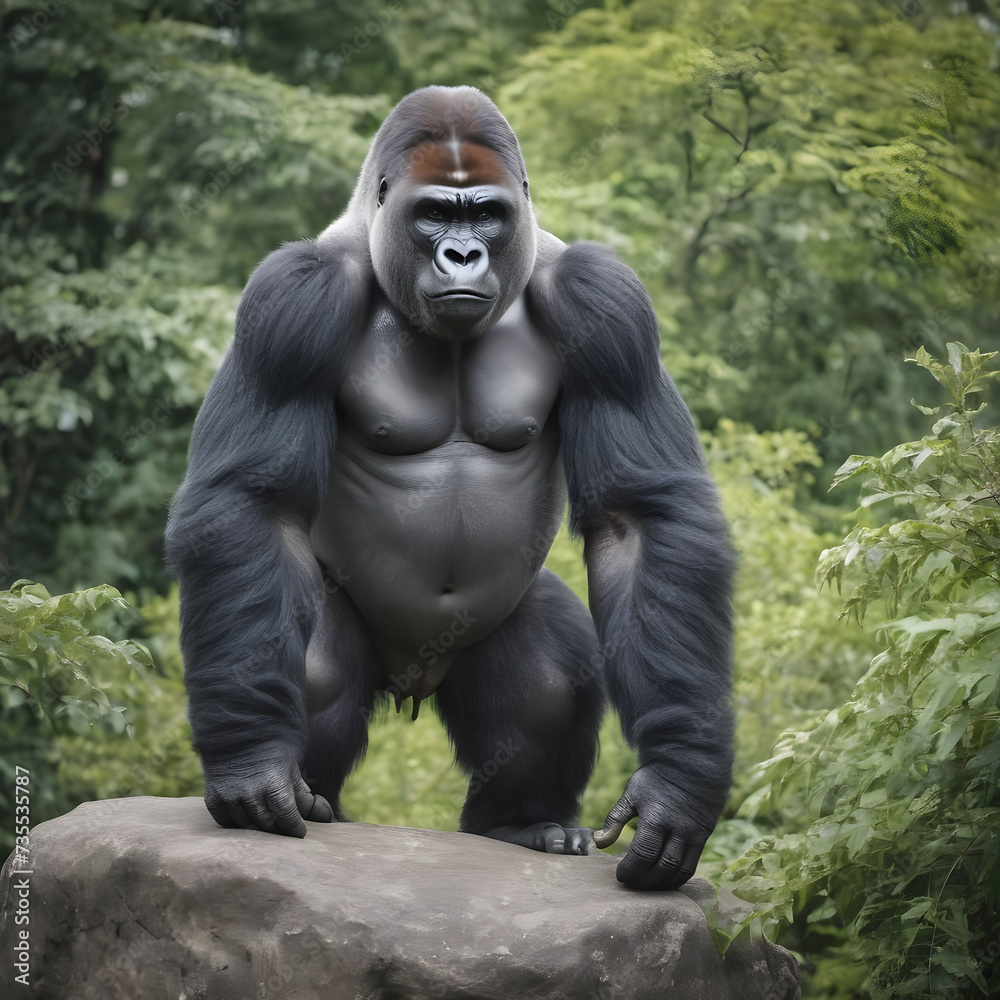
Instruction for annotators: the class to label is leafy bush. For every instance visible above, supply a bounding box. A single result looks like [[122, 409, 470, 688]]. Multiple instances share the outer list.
[[705, 422, 879, 794], [0, 581, 202, 852], [0, 581, 149, 849], [719, 345, 1000, 999], [53, 587, 203, 812]]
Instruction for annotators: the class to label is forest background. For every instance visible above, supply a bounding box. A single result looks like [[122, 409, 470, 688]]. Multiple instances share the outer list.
[[2, 1, 999, 997]]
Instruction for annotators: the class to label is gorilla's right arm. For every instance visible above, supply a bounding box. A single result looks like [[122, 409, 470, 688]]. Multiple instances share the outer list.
[[165, 237, 370, 836]]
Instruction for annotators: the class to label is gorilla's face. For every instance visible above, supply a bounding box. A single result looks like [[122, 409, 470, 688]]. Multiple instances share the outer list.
[[370, 141, 536, 340]]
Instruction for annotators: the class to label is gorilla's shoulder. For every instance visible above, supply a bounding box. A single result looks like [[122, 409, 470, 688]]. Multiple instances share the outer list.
[[233, 233, 373, 389], [530, 237, 648, 313], [244, 232, 371, 306], [527, 238, 660, 393]]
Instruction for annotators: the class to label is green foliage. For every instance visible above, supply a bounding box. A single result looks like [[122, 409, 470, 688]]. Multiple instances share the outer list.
[[52, 586, 203, 813], [0, 580, 147, 731], [499, 0, 1000, 478], [700, 421, 880, 963], [0, 580, 203, 852], [0, 0, 386, 593], [0, 240, 234, 591], [0, 580, 147, 849], [719, 346, 1000, 999], [706, 422, 879, 791]]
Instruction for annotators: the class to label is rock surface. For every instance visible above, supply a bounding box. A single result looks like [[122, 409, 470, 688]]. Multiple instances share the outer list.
[[1, 796, 799, 999]]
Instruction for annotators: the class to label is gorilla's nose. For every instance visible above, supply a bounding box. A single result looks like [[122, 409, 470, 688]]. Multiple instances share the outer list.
[[435, 238, 490, 280]]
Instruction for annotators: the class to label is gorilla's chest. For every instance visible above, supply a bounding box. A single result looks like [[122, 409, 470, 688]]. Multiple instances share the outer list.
[[336, 297, 561, 454]]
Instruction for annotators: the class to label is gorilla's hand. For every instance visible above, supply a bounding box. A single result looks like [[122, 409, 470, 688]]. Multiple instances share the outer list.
[[593, 764, 716, 890], [202, 744, 335, 837]]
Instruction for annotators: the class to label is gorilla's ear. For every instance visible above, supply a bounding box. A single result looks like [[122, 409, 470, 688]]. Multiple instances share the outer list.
[[377, 178, 388, 207]]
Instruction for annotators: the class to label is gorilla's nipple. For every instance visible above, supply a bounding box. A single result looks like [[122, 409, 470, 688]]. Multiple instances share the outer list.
[[442, 582, 454, 594]]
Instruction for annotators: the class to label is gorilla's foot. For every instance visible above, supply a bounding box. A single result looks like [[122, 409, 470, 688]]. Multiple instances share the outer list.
[[479, 822, 594, 855]]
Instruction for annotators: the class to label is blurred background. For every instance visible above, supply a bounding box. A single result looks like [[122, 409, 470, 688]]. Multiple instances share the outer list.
[[2, 2, 999, 997]]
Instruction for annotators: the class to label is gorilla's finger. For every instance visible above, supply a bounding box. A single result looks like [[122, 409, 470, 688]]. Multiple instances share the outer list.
[[675, 841, 703, 887], [267, 782, 307, 838], [634, 832, 686, 889], [225, 800, 259, 832], [593, 820, 626, 848], [242, 799, 280, 835], [615, 820, 666, 885], [305, 793, 335, 823], [595, 789, 638, 849], [204, 792, 238, 830], [294, 778, 334, 824]]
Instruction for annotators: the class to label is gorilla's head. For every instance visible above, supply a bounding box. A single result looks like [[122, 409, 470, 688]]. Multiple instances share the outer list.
[[358, 87, 537, 340]]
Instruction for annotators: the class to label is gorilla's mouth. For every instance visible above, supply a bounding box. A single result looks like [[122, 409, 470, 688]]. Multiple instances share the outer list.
[[427, 289, 494, 300]]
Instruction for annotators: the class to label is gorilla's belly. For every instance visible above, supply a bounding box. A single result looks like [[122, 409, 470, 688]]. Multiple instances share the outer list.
[[310, 434, 566, 655]]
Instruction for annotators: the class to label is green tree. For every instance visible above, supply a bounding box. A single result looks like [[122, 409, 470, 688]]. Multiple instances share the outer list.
[[498, 0, 1000, 477], [719, 345, 1000, 999], [0, 0, 384, 593]]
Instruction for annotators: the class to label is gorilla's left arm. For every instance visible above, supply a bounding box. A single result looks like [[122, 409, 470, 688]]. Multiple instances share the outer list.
[[529, 241, 734, 890]]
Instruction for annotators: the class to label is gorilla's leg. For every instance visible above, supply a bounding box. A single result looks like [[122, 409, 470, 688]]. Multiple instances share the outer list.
[[301, 574, 382, 818], [435, 568, 606, 855]]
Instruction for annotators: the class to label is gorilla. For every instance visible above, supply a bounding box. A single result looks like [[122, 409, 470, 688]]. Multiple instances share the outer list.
[[166, 85, 733, 890]]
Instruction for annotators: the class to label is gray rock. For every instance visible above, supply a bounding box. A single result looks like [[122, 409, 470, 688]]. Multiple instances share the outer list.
[[0, 797, 799, 999]]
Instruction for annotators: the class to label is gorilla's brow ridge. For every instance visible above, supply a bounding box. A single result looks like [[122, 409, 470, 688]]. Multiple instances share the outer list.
[[407, 141, 509, 188]]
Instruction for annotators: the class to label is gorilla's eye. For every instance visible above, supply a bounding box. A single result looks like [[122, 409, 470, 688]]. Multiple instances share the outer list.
[[426, 207, 445, 222], [477, 209, 494, 222]]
